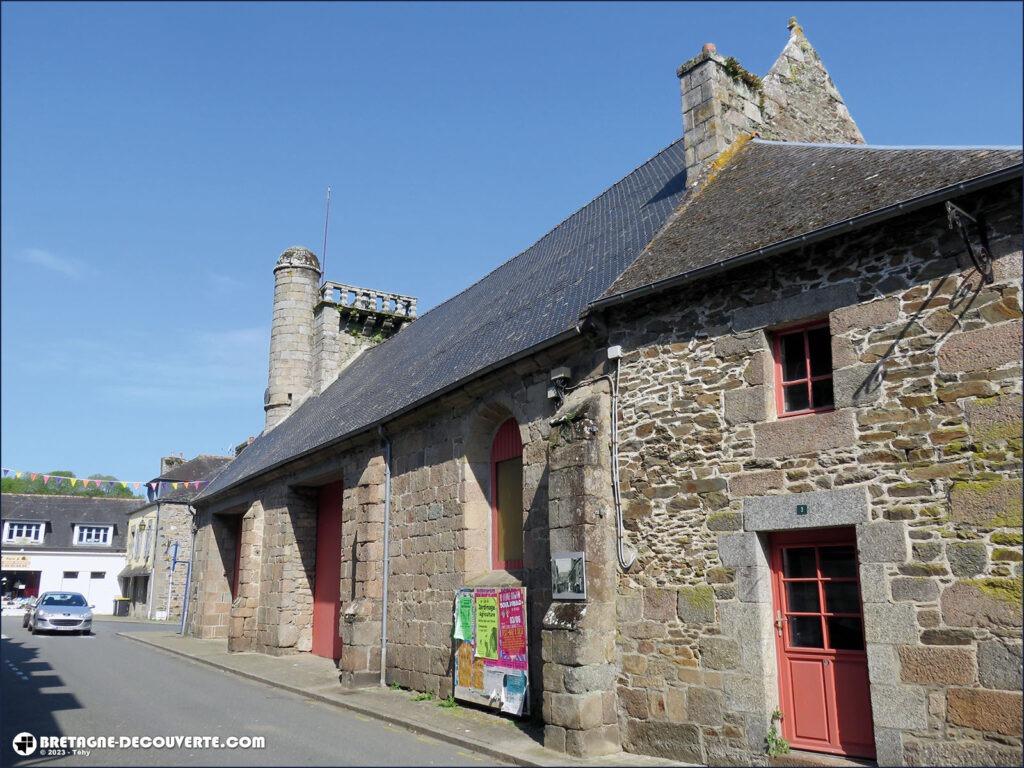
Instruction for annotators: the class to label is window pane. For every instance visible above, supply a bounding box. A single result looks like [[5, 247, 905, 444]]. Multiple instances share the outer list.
[[496, 457, 524, 567], [781, 333, 807, 381], [784, 384, 810, 413], [827, 617, 864, 650], [807, 326, 832, 377], [811, 378, 834, 410], [820, 547, 856, 578], [789, 616, 824, 648], [825, 582, 861, 614], [783, 548, 817, 578], [90, 572, 105, 579], [786, 582, 820, 613]]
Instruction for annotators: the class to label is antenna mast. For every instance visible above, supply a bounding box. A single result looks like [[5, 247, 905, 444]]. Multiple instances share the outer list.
[[320, 186, 332, 286]]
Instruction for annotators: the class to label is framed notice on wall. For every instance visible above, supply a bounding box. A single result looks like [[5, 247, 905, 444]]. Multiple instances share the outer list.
[[551, 551, 586, 600], [452, 586, 529, 716]]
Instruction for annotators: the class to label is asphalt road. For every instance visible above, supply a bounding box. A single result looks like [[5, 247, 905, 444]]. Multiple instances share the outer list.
[[1, 616, 496, 767]]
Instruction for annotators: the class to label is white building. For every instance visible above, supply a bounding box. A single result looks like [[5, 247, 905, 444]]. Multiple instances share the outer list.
[[1, 494, 140, 614]]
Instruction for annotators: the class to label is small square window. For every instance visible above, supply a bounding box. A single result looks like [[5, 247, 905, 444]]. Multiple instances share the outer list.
[[63, 571, 79, 579], [90, 572, 105, 579], [773, 323, 834, 417]]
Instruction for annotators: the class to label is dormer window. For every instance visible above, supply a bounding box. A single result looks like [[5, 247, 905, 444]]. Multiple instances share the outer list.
[[74, 524, 113, 546], [3, 521, 44, 544]]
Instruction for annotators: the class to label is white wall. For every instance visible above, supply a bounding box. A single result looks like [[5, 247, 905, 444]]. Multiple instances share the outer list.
[[27, 551, 126, 615]]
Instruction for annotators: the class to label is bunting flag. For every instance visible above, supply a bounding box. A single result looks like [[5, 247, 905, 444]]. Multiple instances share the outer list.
[[1, 467, 209, 494]]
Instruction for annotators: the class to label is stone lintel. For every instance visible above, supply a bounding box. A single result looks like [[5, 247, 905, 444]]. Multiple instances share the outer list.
[[742, 485, 869, 532], [733, 283, 858, 332]]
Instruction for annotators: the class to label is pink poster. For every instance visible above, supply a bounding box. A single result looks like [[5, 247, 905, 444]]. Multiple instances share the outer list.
[[498, 587, 527, 668]]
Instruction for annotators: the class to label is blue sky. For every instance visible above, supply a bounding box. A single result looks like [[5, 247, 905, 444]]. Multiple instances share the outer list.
[[2, 1, 1021, 485]]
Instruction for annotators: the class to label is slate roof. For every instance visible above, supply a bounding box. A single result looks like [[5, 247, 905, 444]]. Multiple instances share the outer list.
[[1, 494, 136, 552], [598, 140, 1024, 303], [200, 139, 689, 500], [145, 454, 232, 504]]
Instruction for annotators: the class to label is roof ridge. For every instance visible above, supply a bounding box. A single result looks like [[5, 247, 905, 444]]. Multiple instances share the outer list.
[[751, 138, 1024, 152]]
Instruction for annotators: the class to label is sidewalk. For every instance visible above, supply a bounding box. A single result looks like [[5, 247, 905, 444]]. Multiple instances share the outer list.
[[97, 615, 178, 625], [118, 631, 686, 768]]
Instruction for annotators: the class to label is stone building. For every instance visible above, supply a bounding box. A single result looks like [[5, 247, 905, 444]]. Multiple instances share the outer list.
[[187, 21, 1022, 766], [121, 454, 230, 620]]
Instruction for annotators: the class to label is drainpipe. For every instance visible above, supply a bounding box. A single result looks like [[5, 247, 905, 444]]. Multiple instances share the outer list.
[[179, 504, 197, 636], [164, 540, 177, 621], [147, 501, 161, 620], [608, 356, 636, 570], [378, 426, 392, 687]]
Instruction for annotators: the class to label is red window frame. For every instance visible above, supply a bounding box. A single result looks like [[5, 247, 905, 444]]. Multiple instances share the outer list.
[[772, 321, 834, 418], [771, 529, 866, 655], [490, 418, 524, 571]]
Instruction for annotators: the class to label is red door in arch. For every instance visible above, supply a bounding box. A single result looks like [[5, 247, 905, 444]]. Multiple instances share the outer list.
[[770, 528, 875, 759], [312, 481, 343, 660]]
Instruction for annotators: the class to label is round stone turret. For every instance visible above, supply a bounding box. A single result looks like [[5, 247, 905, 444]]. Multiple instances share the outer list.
[[264, 246, 321, 430]]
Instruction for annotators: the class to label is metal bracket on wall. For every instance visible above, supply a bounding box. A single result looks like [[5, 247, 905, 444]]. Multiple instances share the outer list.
[[946, 201, 995, 285]]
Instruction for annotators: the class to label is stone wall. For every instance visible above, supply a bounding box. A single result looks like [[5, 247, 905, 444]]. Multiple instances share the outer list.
[[228, 500, 263, 651], [148, 502, 193, 620], [606, 182, 1022, 765], [759, 19, 864, 145], [254, 486, 318, 655], [378, 364, 564, 710], [186, 508, 241, 639], [189, 333, 625, 753]]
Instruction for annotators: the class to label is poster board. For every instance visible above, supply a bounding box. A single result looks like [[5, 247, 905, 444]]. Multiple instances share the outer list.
[[452, 586, 529, 716]]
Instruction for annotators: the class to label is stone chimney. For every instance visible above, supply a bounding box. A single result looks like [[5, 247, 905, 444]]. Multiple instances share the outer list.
[[679, 18, 863, 185], [160, 454, 185, 475], [264, 246, 321, 431]]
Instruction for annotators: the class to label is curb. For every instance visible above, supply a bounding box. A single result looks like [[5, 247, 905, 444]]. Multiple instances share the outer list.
[[117, 632, 544, 767]]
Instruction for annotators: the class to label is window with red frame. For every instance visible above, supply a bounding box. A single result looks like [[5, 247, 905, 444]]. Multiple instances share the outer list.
[[772, 323, 834, 417], [491, 418, 524, 571]]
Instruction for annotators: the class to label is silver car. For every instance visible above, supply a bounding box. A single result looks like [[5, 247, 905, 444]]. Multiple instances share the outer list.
[[25, 591, 94, 635]]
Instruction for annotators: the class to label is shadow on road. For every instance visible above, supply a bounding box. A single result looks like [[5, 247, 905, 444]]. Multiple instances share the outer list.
[[2, 632, 82, 766]]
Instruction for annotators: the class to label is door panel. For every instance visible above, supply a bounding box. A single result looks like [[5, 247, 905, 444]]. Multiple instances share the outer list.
[[312, 481, 343, 660], [788, 658, 831, 742], [771, 528, 875, 759], [833, 657, 875, 752]]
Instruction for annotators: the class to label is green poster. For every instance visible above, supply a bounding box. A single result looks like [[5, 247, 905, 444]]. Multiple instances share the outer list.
[[454, 595, 473, 641], [475, 596, 499, 659]]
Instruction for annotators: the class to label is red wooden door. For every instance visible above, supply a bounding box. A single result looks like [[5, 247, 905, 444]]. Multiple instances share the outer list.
[[312, 481, 343, 660], [770, 528, 875, 759], [230, 515, 244, 599]]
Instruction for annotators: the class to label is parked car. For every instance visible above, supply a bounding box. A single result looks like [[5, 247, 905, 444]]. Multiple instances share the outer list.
[[20, 598, 38, 628], [25, 592, 94, 635]]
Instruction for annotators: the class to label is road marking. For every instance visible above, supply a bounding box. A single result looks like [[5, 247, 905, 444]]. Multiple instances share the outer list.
[[4, 658, 28, 681]]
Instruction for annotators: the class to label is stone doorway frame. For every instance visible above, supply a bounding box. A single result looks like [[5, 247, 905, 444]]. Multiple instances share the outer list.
[[720, 484, 912, 766]]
